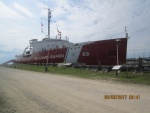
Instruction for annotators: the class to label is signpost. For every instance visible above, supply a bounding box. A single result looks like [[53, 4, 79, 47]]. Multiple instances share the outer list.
[[112, 65, 122, 77]]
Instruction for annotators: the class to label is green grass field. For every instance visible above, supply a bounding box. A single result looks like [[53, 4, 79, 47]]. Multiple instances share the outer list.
[[7, 64, 150, 85]]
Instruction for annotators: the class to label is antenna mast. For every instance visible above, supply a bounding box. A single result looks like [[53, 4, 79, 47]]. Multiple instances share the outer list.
[[48, 8, 51, 39]]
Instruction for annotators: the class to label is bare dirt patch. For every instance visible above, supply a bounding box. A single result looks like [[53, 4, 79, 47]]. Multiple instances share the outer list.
[[0, 67, 150, 113]]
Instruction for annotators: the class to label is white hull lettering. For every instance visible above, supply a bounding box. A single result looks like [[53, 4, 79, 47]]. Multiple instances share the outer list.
[[50, 54, 64, 59], [34, 54, 64, 60]]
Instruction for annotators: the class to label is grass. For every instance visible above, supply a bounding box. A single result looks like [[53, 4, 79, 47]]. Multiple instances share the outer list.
[[7, 64, 150, 85]]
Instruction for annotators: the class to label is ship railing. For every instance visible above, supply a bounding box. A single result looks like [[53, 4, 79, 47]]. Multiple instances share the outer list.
[[47, 36, 69, 41]]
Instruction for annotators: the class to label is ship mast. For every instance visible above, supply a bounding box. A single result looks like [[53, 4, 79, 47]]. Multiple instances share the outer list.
[[48, 8, 51, 39]]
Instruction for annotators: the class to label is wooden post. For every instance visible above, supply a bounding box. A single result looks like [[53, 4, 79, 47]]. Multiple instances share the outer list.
[[116, 70, 118, 77]]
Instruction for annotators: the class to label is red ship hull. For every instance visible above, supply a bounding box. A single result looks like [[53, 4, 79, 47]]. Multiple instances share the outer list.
[[78, 38, 127, 65], [13, 38, 127, 66]]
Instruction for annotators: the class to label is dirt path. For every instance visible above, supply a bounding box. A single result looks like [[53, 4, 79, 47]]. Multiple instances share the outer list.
[[0, 67, 150, 113]]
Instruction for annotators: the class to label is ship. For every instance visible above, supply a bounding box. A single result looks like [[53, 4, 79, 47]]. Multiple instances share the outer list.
[[13, 9, 128, 66]]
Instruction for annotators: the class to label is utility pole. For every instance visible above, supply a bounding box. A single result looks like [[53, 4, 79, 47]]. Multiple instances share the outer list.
[[143, 49, 145, 58], [115, 39, 121, 65]]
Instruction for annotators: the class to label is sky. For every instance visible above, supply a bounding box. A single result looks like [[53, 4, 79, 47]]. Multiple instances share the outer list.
[[0, 0, 150, 64]]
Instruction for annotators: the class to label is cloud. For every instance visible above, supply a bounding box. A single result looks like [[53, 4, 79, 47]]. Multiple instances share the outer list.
[[13, 2, 34, 18], [0, 1, 23, 19]]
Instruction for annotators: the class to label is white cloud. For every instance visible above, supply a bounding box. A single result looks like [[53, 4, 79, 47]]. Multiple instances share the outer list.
[[0, 1, 23, 19], [36, 2, 48, 16], [13, 2, 34, 18]]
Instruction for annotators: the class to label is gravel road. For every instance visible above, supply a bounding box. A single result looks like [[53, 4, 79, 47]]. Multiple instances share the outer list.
[[0, 67, 150, 113]]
